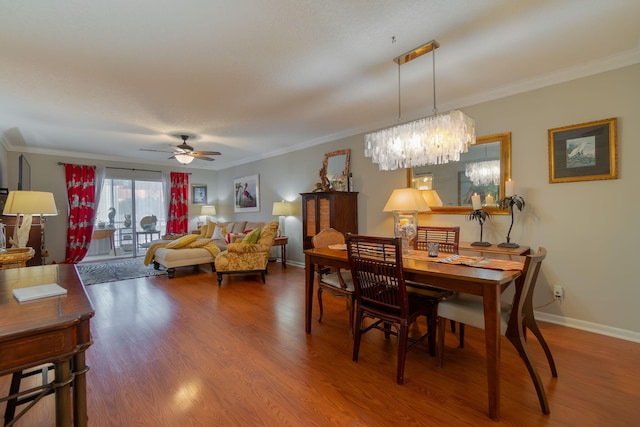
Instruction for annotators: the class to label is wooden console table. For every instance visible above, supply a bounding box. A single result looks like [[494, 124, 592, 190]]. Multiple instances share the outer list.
[[460, 242, 530, 256], [0, 264, 95, 426]]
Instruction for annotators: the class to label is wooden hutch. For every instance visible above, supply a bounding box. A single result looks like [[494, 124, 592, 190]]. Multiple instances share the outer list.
[[300, 191, 358, 250]]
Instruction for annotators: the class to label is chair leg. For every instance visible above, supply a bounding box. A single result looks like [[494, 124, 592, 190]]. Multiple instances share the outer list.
[[525, 318, 558, 377], [317, 287, 324, 322], [459, 323, 465, 348], [450, 320, 456, 333], [347, 296, 355, 337], [506, 332, 551, 414], [437, 317, 446, 368], [396, 324, 409, 385], [352, 310, 364, 362], [427, 311, 437, 357], [4, 371, 22, 425]]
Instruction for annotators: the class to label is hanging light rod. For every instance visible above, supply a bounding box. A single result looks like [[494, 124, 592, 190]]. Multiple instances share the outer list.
[[393, 40, 439, 65]]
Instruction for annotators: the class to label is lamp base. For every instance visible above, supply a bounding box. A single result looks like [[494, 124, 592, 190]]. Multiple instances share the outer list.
[[471, 241, 492, 247], [498, 242, 519, 248]]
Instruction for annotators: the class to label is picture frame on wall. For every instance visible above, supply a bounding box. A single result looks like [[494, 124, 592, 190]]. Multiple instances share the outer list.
[[234, 174, 260, 212], [191, 184, 207, 205], [18, 155, 31, 191], [548, 117, 618, 184]]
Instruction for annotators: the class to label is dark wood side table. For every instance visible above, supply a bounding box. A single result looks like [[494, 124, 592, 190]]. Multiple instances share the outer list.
[[273, 236, 289, 268], [0, 264, 95, 426]]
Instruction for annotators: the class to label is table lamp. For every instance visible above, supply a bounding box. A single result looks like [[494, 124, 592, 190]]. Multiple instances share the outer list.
[[200, 205, 217, 224], [272, 201, 294, 237], [383, 188, 430, 254], [2, 191, 58, 264]]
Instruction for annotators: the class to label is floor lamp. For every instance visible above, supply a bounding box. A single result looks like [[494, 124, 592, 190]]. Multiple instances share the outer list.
[[2, 191, 58, 265]]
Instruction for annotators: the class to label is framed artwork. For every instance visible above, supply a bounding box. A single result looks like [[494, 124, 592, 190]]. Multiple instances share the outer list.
[[234, 174, 260, 212], [548, 117, 617, 184], [191, 184, 207, 205], [0, 188, 8, 214], [18, 155, 31, 191]]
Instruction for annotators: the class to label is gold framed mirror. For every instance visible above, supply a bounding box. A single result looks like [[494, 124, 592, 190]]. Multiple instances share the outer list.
[[407, 132, 511, 214], [323, 149, 351, 191]]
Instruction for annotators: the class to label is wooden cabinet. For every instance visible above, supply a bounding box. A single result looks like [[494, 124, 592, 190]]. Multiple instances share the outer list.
[[300, 192, 358, 250], [1, 215, 42, 266]]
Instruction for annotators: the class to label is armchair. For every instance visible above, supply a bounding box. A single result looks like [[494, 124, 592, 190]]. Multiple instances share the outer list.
[[214, 221, 279, 286]]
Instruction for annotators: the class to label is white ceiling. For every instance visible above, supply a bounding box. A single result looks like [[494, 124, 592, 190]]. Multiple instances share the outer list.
[[1, 1, 639, 170]]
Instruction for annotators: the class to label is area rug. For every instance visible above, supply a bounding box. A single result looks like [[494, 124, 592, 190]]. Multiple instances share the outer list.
[[76, 258, 164, 285]]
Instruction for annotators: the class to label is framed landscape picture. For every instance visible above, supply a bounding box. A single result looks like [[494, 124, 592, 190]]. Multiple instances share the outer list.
[[234, 174, 260, 212], [191, 184, 207, 205], [548, 117, 617, 183]]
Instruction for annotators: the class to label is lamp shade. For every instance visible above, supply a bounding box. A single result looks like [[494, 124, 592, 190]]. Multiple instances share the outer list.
[[421, 189, 443, 207], [272, 201, 294, 216], [200, 205, 216, 216], [383, 188, 431, 212], [2, 191, 58, 216]]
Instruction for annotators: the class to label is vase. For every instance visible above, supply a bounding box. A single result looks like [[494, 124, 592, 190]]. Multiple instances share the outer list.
[[392, 211, 417, 255]]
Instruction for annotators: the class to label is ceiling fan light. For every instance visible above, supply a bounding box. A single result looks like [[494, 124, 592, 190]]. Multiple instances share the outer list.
[[175, 154, 194, 164]]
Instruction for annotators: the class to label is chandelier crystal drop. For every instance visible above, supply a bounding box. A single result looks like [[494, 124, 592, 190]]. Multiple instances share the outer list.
[[465, 159, 500, 186], [364, 39, 476, 171], [365, 110, 475, 170]]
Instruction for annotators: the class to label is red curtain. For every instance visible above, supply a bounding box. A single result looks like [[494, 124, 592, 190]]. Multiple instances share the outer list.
[[166, 172, 189, 234], [63, 164, 97, 263]]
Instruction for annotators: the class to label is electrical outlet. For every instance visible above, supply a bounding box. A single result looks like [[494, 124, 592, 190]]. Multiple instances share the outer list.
[[553, 285, 564, 301]]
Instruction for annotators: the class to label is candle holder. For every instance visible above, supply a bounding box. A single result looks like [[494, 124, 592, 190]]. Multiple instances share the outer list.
[[393, 211, 418, 255], [498, 195, 525, 248], [468, 209, 491, 247]]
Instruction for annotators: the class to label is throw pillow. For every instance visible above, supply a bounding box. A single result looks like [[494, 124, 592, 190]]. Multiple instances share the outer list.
[[241, 227, 261, 244], [166, 234, 199, 249], [186, 238, 212, 248], [212, 224, 226, 240]]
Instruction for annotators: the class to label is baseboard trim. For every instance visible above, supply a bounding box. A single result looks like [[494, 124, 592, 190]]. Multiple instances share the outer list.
[[534, 311, 640, 343]]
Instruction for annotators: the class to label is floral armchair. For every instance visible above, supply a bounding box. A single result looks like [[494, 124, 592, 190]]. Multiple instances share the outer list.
[[214, 221, 279, 286]]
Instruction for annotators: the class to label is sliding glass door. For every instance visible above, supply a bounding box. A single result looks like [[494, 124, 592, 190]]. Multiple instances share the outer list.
[[87, 172, 165, 259]]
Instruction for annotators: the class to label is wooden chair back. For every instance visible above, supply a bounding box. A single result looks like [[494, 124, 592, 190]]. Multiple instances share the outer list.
[[506, 247, 547, 336], [311, 227, 345, 248], [414, 226, 459, 254], [346, 234, 408, 318]]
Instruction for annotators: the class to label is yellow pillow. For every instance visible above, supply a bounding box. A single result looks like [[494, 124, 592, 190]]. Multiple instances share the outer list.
[[242, 227, 261, 244], [186, 238, 212, 248], [166, 234, 200, 249]]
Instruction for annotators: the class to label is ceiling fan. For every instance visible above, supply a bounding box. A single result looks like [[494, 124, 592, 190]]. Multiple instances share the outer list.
[[140, 135, 221, 164]]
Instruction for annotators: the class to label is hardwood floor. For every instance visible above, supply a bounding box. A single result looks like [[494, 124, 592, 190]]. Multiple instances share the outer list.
[[2, 263, 639, 426]]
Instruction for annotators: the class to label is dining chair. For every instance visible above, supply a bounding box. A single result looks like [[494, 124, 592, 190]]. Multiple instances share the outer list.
[[311, 228, 355, 334], [408, 225, 460, 355], [346, 234, 435, 385], [437, 247, 555, 414], [414, 225, 460, 254]]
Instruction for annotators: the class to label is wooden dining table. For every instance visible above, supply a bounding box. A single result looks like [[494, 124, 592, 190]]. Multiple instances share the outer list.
[[304, 247, 522, 421]]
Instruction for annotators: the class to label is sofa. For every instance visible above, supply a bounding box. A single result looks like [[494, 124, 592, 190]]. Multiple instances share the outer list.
[[146, 220, 266, 278]]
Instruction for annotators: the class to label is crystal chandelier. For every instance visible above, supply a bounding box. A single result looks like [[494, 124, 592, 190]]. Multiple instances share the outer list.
[[365, 40, 476, 171], [465, 160, 500, 186]]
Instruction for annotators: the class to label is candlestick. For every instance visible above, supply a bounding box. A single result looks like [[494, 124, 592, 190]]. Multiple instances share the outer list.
[[471, 193, 481, 210], [505, 179, 515, 197]]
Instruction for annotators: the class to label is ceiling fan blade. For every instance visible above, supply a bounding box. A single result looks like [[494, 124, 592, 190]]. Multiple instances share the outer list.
[[140, 148, 175, 153], [191, 151, 221, 156], [193, 155, 215, 161]]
